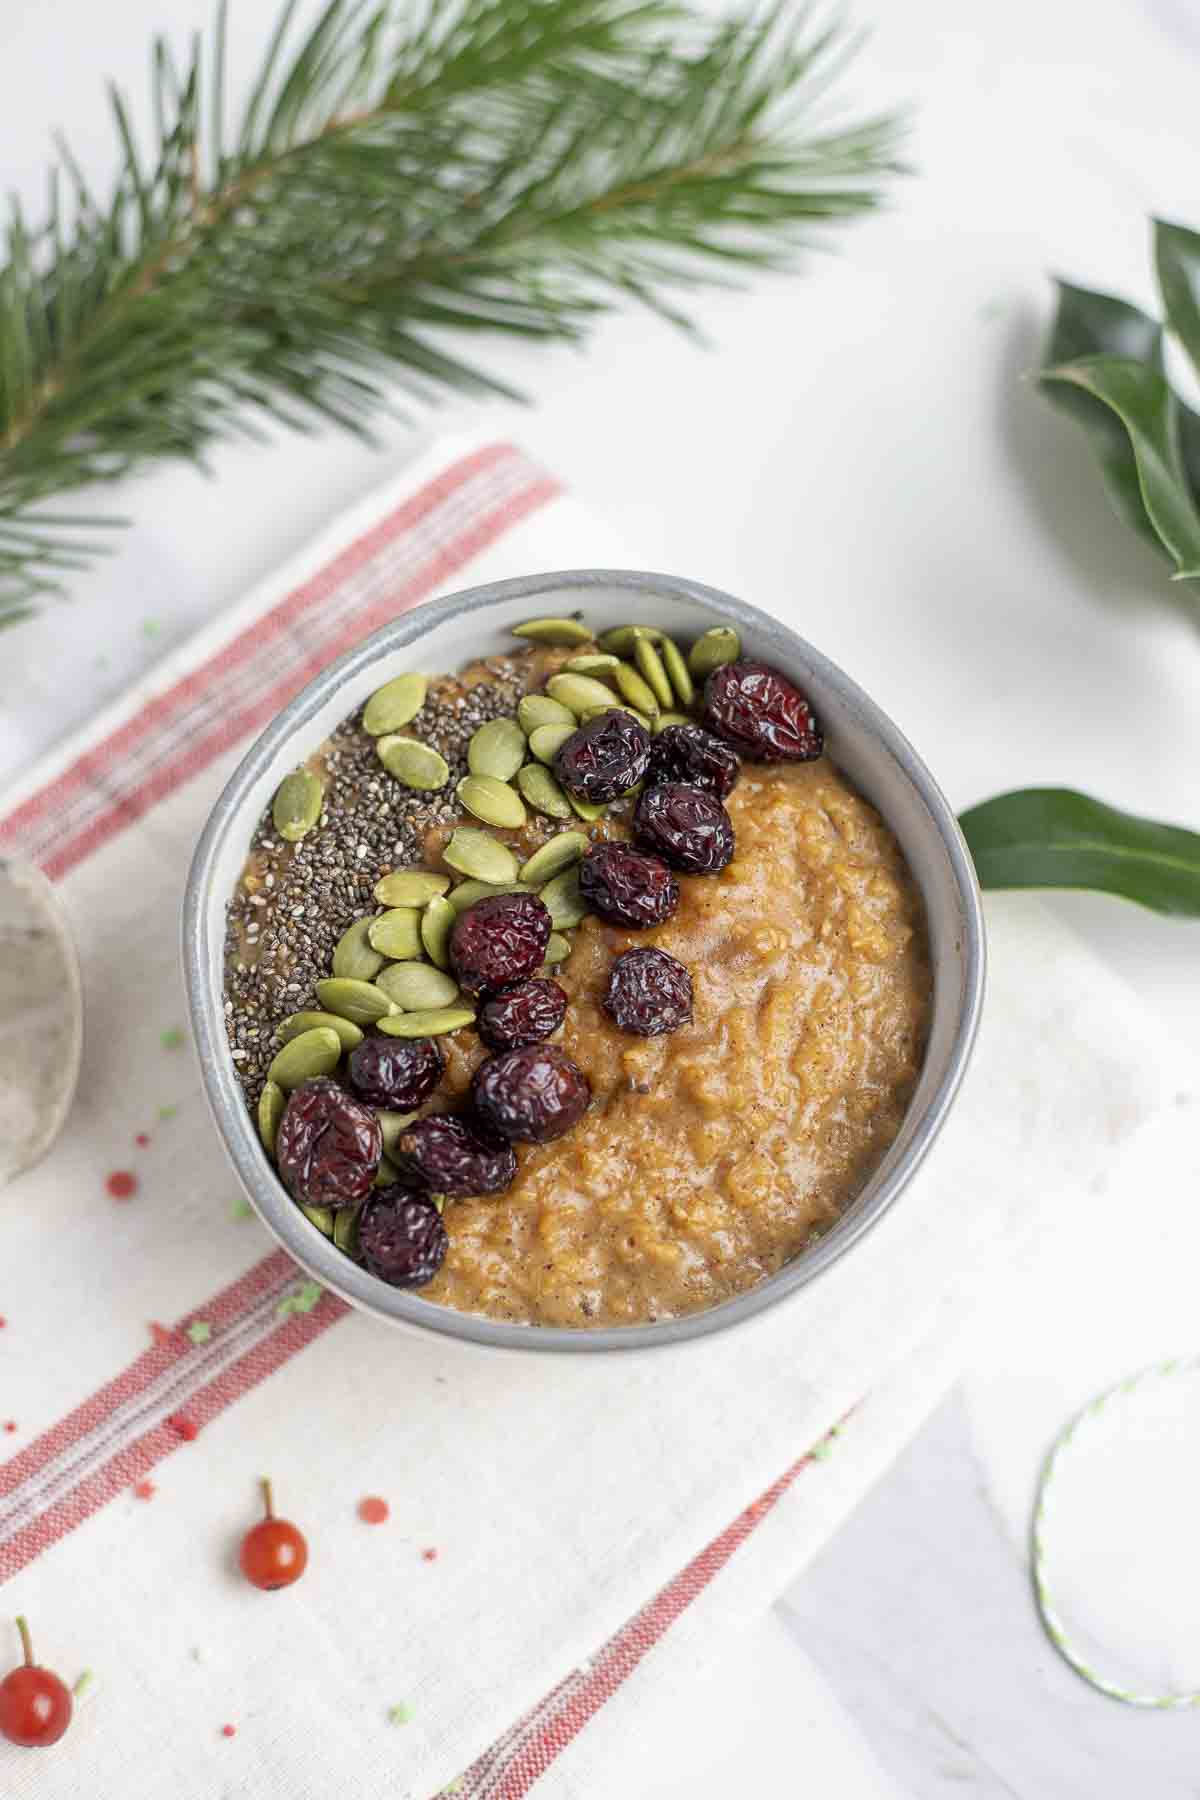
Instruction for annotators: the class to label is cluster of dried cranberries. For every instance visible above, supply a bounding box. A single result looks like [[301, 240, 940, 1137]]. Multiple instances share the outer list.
[[268, 650, 820, 1297]]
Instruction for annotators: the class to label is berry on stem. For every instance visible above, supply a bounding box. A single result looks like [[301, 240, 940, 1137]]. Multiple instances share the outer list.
[[0, 1617, 73, 1748], [239, 1479, 308, 1591]]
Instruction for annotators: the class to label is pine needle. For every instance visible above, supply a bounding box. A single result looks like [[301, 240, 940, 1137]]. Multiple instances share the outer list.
[[0, 0, 903, 614]]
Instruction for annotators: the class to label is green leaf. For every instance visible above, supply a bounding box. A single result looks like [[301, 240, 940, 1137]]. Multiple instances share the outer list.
[[1040, 354, 1200, 577], [959, 788, 1200, 917], [1155, 216, 1200, 385], [1038, 280, 1168, 553]]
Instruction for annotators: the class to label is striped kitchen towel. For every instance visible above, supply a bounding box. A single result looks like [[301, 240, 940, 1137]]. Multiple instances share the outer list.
[[0, 433, 1185, 1799]]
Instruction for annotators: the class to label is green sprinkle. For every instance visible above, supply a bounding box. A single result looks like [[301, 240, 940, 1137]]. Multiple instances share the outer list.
[[388, 1702, 414, 1726], [158, 1103, 178, 1122], [161, 1026, 184, 1051], [229, 1197, 253, 1221], [73, 1669, 94, 1699], [142, 617, 162, 638], [276, 1281, 323, 1319], [810, 1424, 841, 1462], [186, 1321, 212, 1345]]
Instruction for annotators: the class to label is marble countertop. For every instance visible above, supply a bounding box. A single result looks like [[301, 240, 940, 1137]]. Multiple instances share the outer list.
[[4, 0, 1200, 1791]]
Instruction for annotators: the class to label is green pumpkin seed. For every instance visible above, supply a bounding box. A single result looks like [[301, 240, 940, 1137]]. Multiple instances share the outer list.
[[547, 672, 622, 717], [634, 635, 674, 710], [299, 1202, 335, 1236], [653, 711, 691, 733], [277, 1010, 364, 1052], [564, 654, 620, 676], [268, 1025, 342, 1090], [688, 626, 740, 680], [447, 878, 533, 913], [659, 638, 695, 707], [315, 978, 396, 1026], [520, 831, 587, 885], [597, 624, 665, 654], [457, 773, 527, 830], [376, 735, 450, 791], [376, 1110, 419, 1156], [580, 703, 652, 732], [568, 793, 608, 822], [258, 1080, 284, 1157], [377, 1006, 477, 1039], [613, 660, 659, 716], [518, 693, 575, 734], [539, 866, 588, 929], [333, 1204, 362, 1256], [421, 894, 455, 968], [512, 616, 592, 646], [272, 768, 324, 843], [528, 723, 575, 765], [443, 828, 520, 884], [376, 963, 460, 1010], [373, 869, 450, 908], [362, 672, 428, 736], [332, 916, 384, 981], [374, 1154, 400, 1188], [516, 763, 573, 820], [543, 932, 571, 966], [467, 717, 527, 781], [367, 908, 424, 960]]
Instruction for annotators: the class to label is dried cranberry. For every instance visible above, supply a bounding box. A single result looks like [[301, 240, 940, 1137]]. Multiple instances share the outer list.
[[604, 947, 693, 1037], [633, 782, 734, 874], [358, 1187, 448, 1288], [554, 710, 651, 803], [470, 1044, 590, 1144], [578, 842, 679, 929], [646, 723, 739, 799], [275, 1077, 382, 1209], [703, 660, 823, 761], [394, 1112, 516, 1196], [450, 891, 551, 997], [477, 978, 567, 1050], [347, 1033, 444, 1110]]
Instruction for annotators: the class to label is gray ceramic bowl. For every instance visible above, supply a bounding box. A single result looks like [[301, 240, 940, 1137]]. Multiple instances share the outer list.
[[184, 571, 985, 1353]]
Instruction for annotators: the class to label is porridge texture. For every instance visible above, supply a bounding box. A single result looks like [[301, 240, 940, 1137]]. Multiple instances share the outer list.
[[225, 633, 930, 1327], [423, 758, 928, 1324]]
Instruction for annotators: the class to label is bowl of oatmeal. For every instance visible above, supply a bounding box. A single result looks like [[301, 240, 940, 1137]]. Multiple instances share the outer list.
[[184, 571, 984, 1351]]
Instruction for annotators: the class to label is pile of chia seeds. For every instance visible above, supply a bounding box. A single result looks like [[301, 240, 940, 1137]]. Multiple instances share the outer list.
[[224, 656, 532, 1106]]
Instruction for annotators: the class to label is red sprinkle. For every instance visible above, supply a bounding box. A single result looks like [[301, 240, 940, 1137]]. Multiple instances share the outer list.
[[357, 1496, 389, 1526], [221, 1724, 237, 1739], [3, 1422, 15, 1434], [167, 1412, 199, 1441], [135, 1133, 151, 1148], [421, 1547, 439, 1562], [0, 1316, 7, 1328], [149, 1321, 175, 1347], [134, 1479, 156, 1500], [106, 1170, 138, 1200]]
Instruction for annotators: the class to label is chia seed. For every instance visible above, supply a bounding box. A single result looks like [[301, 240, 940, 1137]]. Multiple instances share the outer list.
[[222, 655, 533, 1105]]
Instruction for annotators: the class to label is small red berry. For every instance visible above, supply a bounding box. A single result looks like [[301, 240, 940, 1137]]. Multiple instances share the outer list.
[[239, 1479, 308, 1591], [357, 1496, 389, 1526], [221, 1723, 237, 1738], [135, 1133, 150, 1149], [106, 1170, 137, 1200], [0, 1618, 72, 1748]]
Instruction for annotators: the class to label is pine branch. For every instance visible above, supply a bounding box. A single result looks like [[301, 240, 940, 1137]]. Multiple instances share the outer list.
[[0, 0, 902, 622]]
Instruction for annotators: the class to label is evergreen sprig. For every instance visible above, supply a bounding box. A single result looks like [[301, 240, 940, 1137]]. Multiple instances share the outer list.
[[0, 0, 901, 624]]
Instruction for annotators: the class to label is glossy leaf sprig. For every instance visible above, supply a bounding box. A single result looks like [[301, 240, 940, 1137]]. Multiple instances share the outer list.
[[0, 0, 903, 626], [959, 788, 1200, 917], [1039, 220, 1200, 583]]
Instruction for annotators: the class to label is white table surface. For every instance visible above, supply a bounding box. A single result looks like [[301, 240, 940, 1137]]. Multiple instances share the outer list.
[[5, 0, 1200, 1793]]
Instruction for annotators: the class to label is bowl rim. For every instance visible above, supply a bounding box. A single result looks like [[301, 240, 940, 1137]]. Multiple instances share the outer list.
[[183, 568, 986, 1353]]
